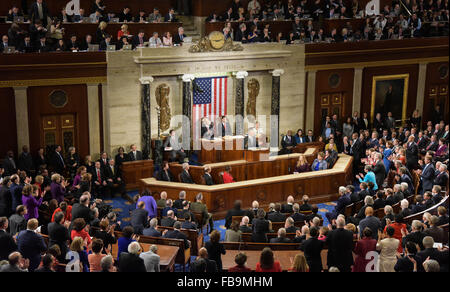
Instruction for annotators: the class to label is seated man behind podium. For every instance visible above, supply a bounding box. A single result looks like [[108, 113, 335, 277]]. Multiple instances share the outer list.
[[281, 130, 297, 154], [180, 163, 194, 184], [244, 127, 259, 149], [164, 129, 186, 164], [157, 161, 174, 182], [222, 166, 235, 184], [203, 166, 214, 185], [128, 144, 143, 161], [281, 195, 295, 213]]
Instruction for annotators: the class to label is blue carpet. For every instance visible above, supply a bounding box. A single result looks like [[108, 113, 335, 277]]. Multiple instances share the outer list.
[[107, 193, 337, 241]]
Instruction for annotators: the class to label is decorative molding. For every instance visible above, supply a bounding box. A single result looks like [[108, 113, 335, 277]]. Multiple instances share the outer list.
[[139, 76, 154, 84], [181, 74, 195, 82], [234, 71, 249, 79], [134, 50, 292, 64], [271, 69, 285, 77], [0, 76, 107, 88], [305, 44, 448, 56], [305, 56, 449, 71]]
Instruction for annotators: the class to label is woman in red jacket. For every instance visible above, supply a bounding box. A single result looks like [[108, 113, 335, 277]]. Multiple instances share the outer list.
[[352, 227, 377, 272], [222, 166, 235, 184], [255, 247, 282, 272]]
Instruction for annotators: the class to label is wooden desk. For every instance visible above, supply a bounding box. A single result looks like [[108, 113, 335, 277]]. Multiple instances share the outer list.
[[199, 136, 245, 164], [244, 148, 270, 162], [168, 145, 320, 184], [222, 249, 329, 271], [141, 154, 353, 216], [111, 242, 179, 272], [121, 160, 154, 190]]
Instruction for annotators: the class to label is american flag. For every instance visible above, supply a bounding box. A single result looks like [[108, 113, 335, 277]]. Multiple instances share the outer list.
[[193, 76, 228, 140]]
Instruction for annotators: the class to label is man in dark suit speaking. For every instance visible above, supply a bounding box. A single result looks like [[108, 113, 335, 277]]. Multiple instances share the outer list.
[[128, 144, 143, 161], [29, 0, 50, 27]]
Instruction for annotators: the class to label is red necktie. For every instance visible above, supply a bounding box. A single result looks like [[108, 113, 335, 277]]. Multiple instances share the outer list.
[[97, 169, 101, 183]]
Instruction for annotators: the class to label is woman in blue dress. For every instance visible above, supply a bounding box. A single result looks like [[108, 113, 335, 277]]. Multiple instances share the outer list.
[[383, 141, 394, 174], [356, 165, 378, 191]]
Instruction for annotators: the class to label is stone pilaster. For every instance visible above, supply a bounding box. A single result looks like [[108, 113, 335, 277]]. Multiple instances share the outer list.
[[270, 69, 284, 151], [234, 71, 248, 136], [140, 76, 154, 160], [305, 70, 317, 132], [352, 67, 364, 114], [14, 87, 29, 154], [182, 74, 195, 151]]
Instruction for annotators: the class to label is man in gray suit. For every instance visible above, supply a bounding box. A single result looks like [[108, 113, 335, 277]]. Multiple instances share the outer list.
[[0, 251, 29, 272], [139, 244, 160, 272], [163, 130, 186, 164]]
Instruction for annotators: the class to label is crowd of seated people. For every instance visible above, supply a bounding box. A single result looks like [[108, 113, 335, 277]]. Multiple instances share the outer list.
[[208, 0, 449, 43], [1, 1, 182, 53]]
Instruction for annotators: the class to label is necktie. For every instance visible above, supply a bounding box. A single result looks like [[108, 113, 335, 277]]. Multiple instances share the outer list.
[[97, 169, 101, 183], [111, 166, 114, 175], [166, 171, 170, 181], [10, 158, 16, 169], [58, 152, 65, 166], [38, 3, 43, 19]]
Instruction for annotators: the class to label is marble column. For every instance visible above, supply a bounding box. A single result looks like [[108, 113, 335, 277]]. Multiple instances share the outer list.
[[416, 63, 428, 118], [14, 87, 29, 154], [270, 69, 284, 151], [140, 76, 154, 160], [87, 83, 101, 158], [182, 74, 195, 151], [234, 71, 248, 136], [352, 67, 364, 114], [305, 70, 317, 132]]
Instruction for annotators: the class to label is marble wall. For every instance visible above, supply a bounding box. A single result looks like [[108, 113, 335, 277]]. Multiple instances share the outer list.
[[105, 43, 305, 155]]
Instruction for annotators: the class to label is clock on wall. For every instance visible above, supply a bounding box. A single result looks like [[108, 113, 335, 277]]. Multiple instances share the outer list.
[[208, 31, 225, 50]]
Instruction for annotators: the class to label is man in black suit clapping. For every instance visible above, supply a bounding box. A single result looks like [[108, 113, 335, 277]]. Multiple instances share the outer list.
[[128, 144, 143, 161]]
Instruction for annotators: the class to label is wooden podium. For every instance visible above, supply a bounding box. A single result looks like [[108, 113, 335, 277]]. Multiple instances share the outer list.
[[121, 160, 154, 190], [199, 136, 245, 164], [244, 148, 271, 162]]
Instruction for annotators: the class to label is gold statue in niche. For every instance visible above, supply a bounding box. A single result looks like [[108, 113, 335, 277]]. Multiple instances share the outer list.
[[155, 84, 171, 132], [246, 78, 260, 118]]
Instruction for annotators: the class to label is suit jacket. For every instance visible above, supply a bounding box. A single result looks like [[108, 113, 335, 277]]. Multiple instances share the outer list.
[[47, 222, 70, 257], [224, 208, 246, 229], [281, 135, 296, 149], [311, 159, 328, 171], [142, 227, 161, 237], [163, 229, 189, 249], [0, 229, 17, 261], [219, 121, 232, 137], [17, 230, 47, 271], [281, 203, 293, 214], [92, 167, 107, 185], [270, 237, 292, 243], [434, 171, 449, 187], [29, 2, 50, 26], [104, 164, 122, 182], [300, 237, 324, 272], [373, 160, 386, 188], [158, 169, 174, 182], [139, 250, 160, 272], [160, 217, 176, 227], [203, 173, 214, 186], [164, 13, 178, 22], [421, 163, 435, 192], [130, 208, 148, 234], [350, 138, 364, 161], [267, 211, 286, 222], [128, 151, 143, 161], [180, 170, 194, 184], [251, 218, 270, 243], [50, 151, 65, 174], [118, 252, 147, 272], [406, 142, 419, 168], [173, 33, 187, 45], [2, 157, 17, 176], [425, 226, 446, 243], [326, 228, 354, 272], [71, 203, 94, 225]]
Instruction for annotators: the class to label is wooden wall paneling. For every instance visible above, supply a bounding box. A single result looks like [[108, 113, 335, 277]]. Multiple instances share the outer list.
[[0, 87, 18, 158], [360, 64, 419, 126], [27, 84, 90, 159], [314, 68, 354, 135], [423, 62, 449, 126]]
